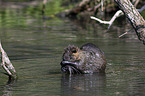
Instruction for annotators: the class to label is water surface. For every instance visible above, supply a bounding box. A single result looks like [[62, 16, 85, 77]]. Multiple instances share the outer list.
[[0, 1, 145, 96]]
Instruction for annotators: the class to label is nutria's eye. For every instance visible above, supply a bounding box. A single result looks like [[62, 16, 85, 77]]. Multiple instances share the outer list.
[[72, 49, 77, 53]]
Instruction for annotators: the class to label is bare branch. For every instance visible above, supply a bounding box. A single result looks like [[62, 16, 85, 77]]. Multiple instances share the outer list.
[[90, 10, 123, 29], [115, 0, 145, 44]]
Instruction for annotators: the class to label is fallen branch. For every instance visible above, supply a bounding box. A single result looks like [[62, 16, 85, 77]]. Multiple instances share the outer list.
[[115, 0, 145, 44], [0, 42, 17, 81], [90, 10, 123, 29]]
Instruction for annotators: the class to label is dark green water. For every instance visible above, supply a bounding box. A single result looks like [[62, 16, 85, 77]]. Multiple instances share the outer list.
[[0, 1, 145, 96]]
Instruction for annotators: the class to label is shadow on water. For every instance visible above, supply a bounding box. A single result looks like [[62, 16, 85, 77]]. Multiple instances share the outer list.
[[61, 73, 106, 96], [0, 85, 13, 96], [0, 71, 17, 85]]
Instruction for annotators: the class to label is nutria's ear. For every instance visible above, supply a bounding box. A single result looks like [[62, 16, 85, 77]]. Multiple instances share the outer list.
[[64, 46, 69, 51]]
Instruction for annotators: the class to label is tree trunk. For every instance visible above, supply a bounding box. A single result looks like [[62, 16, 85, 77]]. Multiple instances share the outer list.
[[114, 0, 145, 44]]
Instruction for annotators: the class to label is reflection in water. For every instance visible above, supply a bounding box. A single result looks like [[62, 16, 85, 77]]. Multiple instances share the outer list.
[[0, 84, 13, 96], [0, 74, 17, 96], [61, 73, 106, 96]]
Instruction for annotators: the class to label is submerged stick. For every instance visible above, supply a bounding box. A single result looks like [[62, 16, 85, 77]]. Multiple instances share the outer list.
[[0, 42, 17, 80]]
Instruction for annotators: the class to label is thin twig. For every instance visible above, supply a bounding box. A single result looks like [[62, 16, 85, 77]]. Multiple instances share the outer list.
[[118, 32, 128, 38], [118, 28, 134, 38]]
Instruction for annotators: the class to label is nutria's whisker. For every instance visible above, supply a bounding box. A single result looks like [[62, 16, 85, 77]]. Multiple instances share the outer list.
[[68, 66, 72, 74], [67, 66, 81, 74], [71, 66, 82, 74], [71, 66, 81, 74]]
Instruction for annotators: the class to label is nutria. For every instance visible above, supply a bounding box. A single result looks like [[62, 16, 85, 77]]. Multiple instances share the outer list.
[[60, 43, 106, 74]]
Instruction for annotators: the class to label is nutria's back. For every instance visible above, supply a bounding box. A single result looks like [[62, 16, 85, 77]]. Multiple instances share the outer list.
[[80, 43, 105, 60], [60, 43, 106, 74]]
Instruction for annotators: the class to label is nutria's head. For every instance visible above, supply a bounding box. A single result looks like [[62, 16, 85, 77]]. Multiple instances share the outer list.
[[60, 45, 83, 74]]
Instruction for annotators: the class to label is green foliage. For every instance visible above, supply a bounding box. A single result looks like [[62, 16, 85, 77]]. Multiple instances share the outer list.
[[0, 0, 73, 28]]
